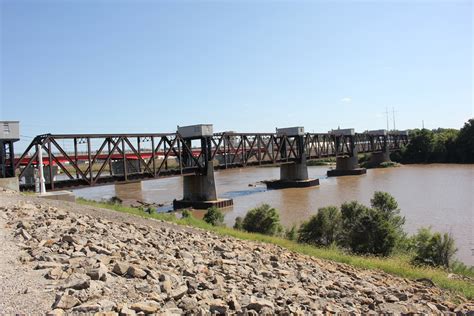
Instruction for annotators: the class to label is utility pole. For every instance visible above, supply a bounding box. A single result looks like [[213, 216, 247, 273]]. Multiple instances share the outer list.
[[385, 107, 390, 131], [422, 120, 425, 129], [392, 107, 396, 131]]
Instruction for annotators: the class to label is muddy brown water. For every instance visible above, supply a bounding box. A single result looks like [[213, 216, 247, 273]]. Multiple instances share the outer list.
[[74, 164, 474, 265]]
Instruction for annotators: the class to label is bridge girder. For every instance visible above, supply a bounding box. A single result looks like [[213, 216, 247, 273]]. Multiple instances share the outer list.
[[13, 131, 409, 191]]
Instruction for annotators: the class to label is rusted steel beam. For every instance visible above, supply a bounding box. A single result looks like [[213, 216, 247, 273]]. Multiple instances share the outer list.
[[15, 130, 408, 191], [49, 138, 89, 183]]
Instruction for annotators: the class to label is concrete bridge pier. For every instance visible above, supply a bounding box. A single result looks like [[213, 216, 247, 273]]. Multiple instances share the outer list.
[[366, 130, 392, 168], [327, 129, 367, 177], [265, 127, 319, 189], [173, 124, 233, 210], [368, 149, 391, 167]]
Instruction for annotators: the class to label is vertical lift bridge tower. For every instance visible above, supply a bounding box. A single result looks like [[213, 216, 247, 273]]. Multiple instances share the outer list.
[[0, 121, 20, 190]]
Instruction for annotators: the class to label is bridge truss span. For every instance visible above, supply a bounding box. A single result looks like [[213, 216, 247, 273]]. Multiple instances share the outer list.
[[14, 131, 409, 191]]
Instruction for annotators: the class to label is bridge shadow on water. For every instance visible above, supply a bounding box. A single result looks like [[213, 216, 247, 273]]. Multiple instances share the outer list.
[[220, 185, 267, 199]]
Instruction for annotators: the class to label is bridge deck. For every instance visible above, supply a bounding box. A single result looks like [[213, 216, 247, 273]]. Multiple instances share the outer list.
[[12, 132, 409, 191]]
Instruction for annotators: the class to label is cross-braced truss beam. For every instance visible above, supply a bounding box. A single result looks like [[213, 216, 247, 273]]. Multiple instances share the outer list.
[[14, 132, 409, 190]]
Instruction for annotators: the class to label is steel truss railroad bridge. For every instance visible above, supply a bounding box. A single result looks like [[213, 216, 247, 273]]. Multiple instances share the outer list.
[[13, 126, 409, 197]]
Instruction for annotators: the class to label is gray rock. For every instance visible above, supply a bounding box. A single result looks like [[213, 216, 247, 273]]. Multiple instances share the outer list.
[[385, 294, 400, 302], [246, 296, 274, 312], [127, 266, 147, 279], [130, 301, 160, 313], [72, 303, 101, 313], [209, 299, 228, 314], [20, 228, 32, 241], [60, 273, 91, 290], [53, 293, 81, 309], [120, 305, 137, 315], [171, 285, 188, 300], [178, 296, 198, 311], [46, 309, 65, 316], [113, 262, 129, 275], [87, 263, 108, 281], [46, 266, 65, 280], [378, 303, 408, 313], [89, 244, 112, 255], [228, 294, 241, 311], [161, 280, 172, 294], [98, 299, 116, 311]]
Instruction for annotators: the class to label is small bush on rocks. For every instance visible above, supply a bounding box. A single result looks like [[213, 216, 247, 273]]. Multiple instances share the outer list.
[[203, 207, 224, 226], [242, 204, 283, 236]]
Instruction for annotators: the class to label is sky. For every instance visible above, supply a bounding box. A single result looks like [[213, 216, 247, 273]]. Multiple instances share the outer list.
[[0, 0, 472, 150]]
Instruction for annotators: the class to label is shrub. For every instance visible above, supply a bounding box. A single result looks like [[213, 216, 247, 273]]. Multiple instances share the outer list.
[[340, 192, 405, 256], [285, 225, 297, 241], [451, 260, 474, 277], [203, 207, 224, 226], [298, 206, 342, 246], [370, 191, 405, 233], [108, 196, 122, 205], [379, 161, 399, 168], [242, 204, 283, 236], [233, 216, 243, 230], [411, 227, 457, 268], [181, 209, 191, 218], [346, 207, 398, 256]]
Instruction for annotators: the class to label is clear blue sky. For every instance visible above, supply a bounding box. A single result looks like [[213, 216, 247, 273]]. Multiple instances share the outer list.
[[1, 0, 472, 149]]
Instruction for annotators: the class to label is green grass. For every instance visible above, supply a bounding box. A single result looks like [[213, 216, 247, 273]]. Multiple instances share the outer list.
[[76, 198, 474, 300], [306, 159, 336, 166]]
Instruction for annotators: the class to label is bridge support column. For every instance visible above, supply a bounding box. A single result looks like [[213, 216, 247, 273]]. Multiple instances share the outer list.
[[265, 128, 319, 189], [173, 124, 233, 210], [327, 130, 366, 177], [327, 151, 366, 177], [266, 156, 320, 189], [368, 150, 391, 168]]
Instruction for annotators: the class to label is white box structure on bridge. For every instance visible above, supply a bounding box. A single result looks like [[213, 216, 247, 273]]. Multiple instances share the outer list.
[[177, 124, 213, 138]]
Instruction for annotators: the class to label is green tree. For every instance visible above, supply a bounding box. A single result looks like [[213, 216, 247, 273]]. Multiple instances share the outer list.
[[285, 225, 297, 241], [431, 129, 459, 162], [298, 206, 342, 246], [370, 191, 405, 237], [348, 208, 398, 256], [411, 227, 457, 268], [402, 129, 435, 163], [339, 192, 405, 256], [456, 119, 474, 163], [242, 204, 283, 236], [203, 207, 224, 226], [233, 216, 243, 230]]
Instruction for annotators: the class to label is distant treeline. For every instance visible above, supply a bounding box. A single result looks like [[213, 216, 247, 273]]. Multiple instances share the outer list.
[[391, 118, 474, 164]]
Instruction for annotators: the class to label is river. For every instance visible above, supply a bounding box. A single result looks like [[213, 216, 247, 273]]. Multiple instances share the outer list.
[[74, 164, 474, 265]]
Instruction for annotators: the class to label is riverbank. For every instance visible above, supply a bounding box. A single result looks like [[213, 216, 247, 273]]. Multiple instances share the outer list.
[[74, 163, 474, 265], [1, 189, 473, 314], [77, 198, 474, 299]]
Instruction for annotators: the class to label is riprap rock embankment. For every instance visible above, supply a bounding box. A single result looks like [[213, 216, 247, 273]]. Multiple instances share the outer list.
[[0, 190, 472, 315]]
